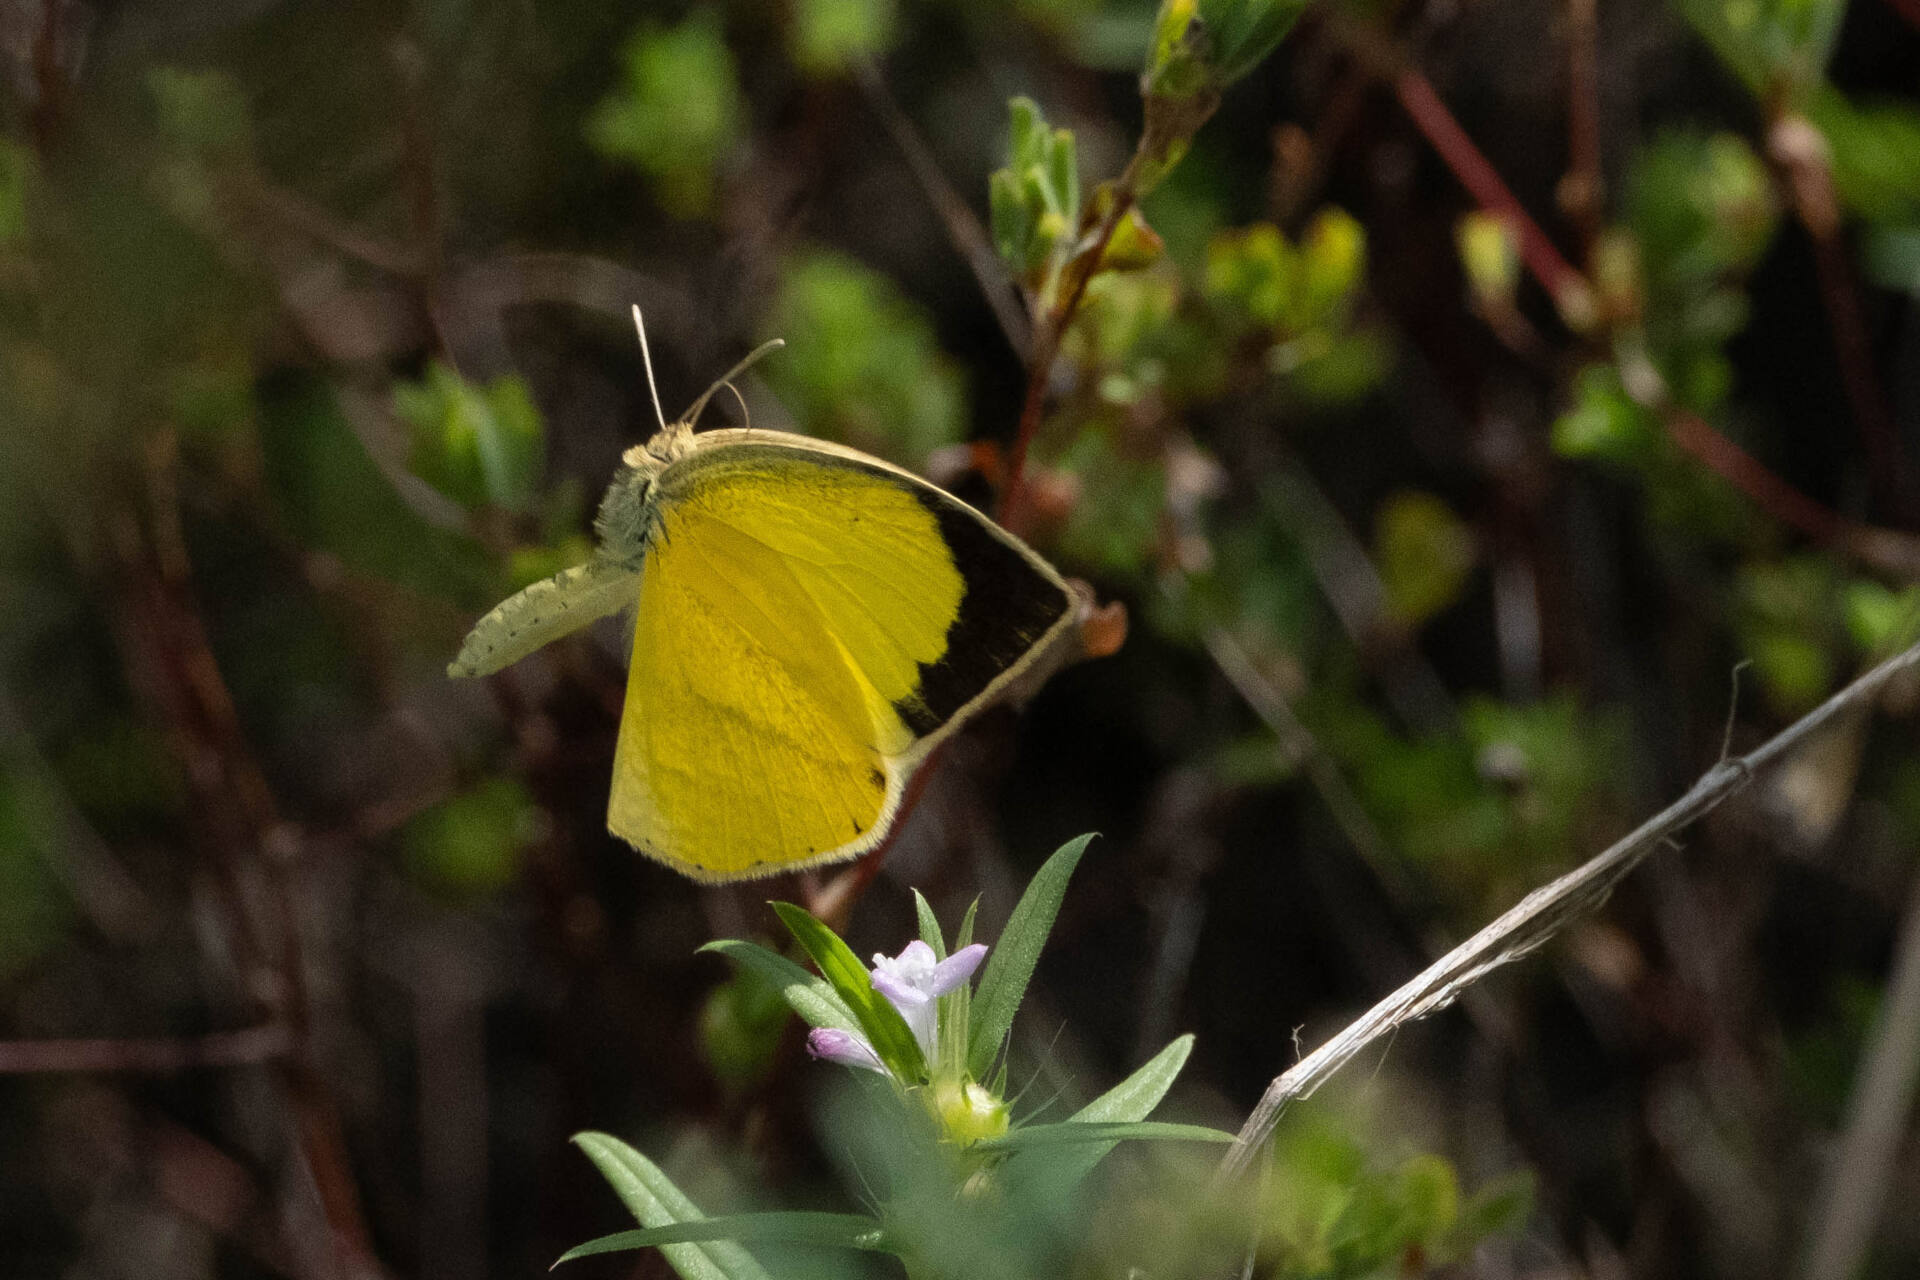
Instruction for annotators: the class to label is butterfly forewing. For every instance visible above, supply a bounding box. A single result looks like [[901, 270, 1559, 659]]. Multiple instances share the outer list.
[[607, 440, 1074, 878]]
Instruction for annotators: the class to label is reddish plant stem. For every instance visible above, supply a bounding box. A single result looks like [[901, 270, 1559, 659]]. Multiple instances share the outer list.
[[1363, 29, 1920, 577], [999, 190, 1137, 526], [1667, 407, 1920, 579], [29, 0, 66, 151], [1767, 108, 1911, 522], [1664, 408, 1846, 540], [808, 741, 951, 933], [1886, 0, 1920, 32], [107, 457, 382, 1278], [1390, 69, 1586, 308]]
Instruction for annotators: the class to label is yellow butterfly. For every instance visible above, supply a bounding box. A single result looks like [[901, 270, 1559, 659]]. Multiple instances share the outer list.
[[449, 311, 1078, 882]]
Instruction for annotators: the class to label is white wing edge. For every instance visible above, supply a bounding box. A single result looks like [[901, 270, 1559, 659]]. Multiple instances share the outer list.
[[448, 556, 639, 678]]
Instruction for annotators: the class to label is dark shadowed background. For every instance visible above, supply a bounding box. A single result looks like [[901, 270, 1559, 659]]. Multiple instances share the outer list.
[[3, 0, 1920, 1277]]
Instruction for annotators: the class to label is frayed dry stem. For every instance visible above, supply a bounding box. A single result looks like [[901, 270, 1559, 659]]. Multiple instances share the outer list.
[[1799, 864, 1920, 1280], [1220, 638, 1920, 1178]]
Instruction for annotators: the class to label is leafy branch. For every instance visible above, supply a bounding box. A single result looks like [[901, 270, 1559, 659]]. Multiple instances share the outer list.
[[994, 0, 1308, 522]]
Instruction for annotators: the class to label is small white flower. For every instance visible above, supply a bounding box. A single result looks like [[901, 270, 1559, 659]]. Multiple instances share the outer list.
[[869, 940, 988, 1058]]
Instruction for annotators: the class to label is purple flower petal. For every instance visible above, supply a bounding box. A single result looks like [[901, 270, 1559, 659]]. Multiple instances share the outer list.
[[926, 944, 989, 996], [870, 969, 930, 1011], [806, 1028, 886, 1073]]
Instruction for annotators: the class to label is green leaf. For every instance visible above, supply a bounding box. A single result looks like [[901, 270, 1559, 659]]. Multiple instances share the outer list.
[[1048, 128, 1080, 225], [967, 833, 1095, 1078], [1551, 364, 1659, 463], [698, 966, 787, 1091], [556, 1212, 893, 1264], [1843, 581, 1920, 655], [1006, 96, 1040, 160], [989, 169, 1032, 269], [954, 898, 979, 951], [1392, 1153, 1460, 1243], [990, 97, 1085, 295], [570, 1132, 773, 1280], [913, 889, 947, 960], [975, 1120, 1232, 1152], [772, 903, 927, 1081], [1451, 1169, 1535, 1245], [1811, 92, 1920, 225], [1069, 1034, 1195, 1125], [1002, 1035, 1198, 1195], [1199, 0, 1309, 85], [697, 939, 860, 1035]]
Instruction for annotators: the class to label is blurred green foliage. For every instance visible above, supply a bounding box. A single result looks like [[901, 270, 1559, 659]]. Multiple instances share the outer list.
[[1373, 492, 1476, 629], [759, 251, 968, 463], [588, 12, 745, 217], [1086, 1103, 1533, 1279], [260, 378, 492, 602], [395, 361, 545, 513], [0, 141, 32, 249], [0, 774, 76, 984], [401, 777, 540, 898], [789, 0, 900, 76], [1256, 1122, 1534, 1277], [1322, 693, 1623, 897]]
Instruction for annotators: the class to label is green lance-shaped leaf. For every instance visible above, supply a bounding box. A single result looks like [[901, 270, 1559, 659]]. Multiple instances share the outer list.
[[773, 902, 927, 1082], [966, 833, 1095, 1078], [698, 938, 860, 1036], [568, 1132, 774, 1280], [1007, 1033, 1196, 1192], [1197, 0, 1309, 85], [989, 168, 1034, 270], [556, 1213, 893, 1265], [1008, 96, 1048, 167], [973, 1119, 1233, 1153], [1047, 128, 1080, 223], [1138, 0, 1306, 194], [913, 890, 948, 959], [1146, 0, 1308, 93]]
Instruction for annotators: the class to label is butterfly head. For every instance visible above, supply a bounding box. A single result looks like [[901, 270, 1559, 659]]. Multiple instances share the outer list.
[[594, 427, 691, 563]]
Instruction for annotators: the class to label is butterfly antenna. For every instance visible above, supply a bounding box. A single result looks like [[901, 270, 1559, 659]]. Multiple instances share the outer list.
[[631, 304, 668, 432], [684, 338, 785, 428], [718, 380, 751, 429]]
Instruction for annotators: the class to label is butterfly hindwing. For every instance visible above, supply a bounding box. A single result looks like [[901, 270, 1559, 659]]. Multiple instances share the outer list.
[[608, 440, 1074, 878], [610, 502, 894, 879]]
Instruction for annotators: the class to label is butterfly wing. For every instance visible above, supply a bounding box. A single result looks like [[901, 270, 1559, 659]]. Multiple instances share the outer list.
[[448, 556, 639, 678], [609, 442, 1073, 880]]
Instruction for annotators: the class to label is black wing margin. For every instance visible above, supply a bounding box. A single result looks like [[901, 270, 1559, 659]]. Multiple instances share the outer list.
[[893, 490, 1074, 738]]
